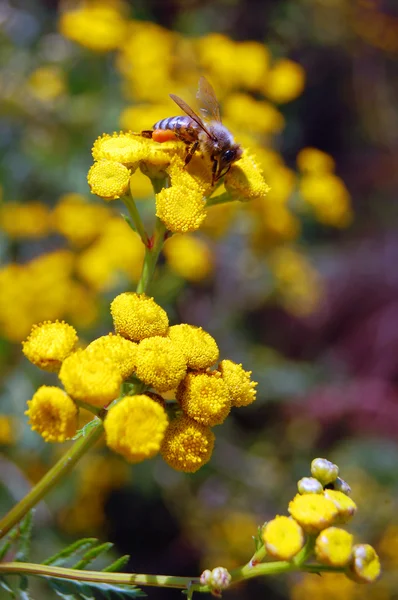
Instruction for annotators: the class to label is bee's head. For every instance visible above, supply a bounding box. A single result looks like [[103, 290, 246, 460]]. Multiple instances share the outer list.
[[215, 143, 243, 182]]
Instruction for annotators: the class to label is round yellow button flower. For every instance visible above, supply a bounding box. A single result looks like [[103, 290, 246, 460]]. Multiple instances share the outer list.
[[26, 386, 77, 442], [86, 334, 137, 380], [156, 185, 207, 233], [168, 324, 219, 370], [348, 544, 381, 584], [104, 395, 168, 463], [92, 132, 146, 167], [218, 359, 257, 407], [111, 292, 169, 341], [59, 350, 122, 407], [262, 516, 304, 560], [161, 415, 215, 473], [225, 151, 270, 202], [59, 5, 128, 53], [315, 527, 353, 567], [297, 147, 335, 174], [265, 59, 305, 104], [177, 371, 231, 427], [22, 321, 78, 372], [87, 159, 130, 200], [135, 336, 187, 392], [323, 489, 357, 524], [288, 493, 338, 534]]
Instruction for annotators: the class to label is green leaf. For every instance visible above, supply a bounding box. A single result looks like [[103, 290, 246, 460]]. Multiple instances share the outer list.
[[71, 542, 114, 570], [15, 512, 34, 562], [43, 539, 99, 567], [0, 575, 16, 598], [121, 214, 137, 233], [0, 540, 12, 561], [46, 577, 146, 600], [252, 525, 264, 552], [102, 555, 130, 573]]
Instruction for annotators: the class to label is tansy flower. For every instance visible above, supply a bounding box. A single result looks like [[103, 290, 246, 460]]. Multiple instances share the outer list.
[[156, 185, 208, 233], [104, 395, 168, 463], [168, 324, 219, 370], [92, 132, 146, 167], [0, 201, 51, 239], [218, 359, 257, 407], [135, 336, 187, 392], [111, 292, 169, 341], [140, 140, 186, 180], [297, 477, 323, 495], [299, 172, 353, 228], [22, 321, 78, 372], [288, 493, 338, 534], [0, 415, 15, 445], [296, 147, 335, 174], [26, 386, 77, 442], [85, 334, 137, 380], [161, 415, 215, 473], [27, 65, 66, 102], [262, 516, 304, 560], [177, 371, 231, 427], [311, 458, 339, 485], [87, 159, 131, 200], [323, 489, 357, 524], [348, 544, 381, 584], [59, 350, 122, 407], [224, 94, 284, 135], [163, 234, 214, 282], [315, 527, 353, 567], [224, 151, 270, 202], [51, 193, 111, 247], [264, 59, 306, 104]]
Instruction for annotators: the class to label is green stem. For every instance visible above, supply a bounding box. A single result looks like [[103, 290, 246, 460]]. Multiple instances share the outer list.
[[0, 422, 104, 539], [136, 217, 167, 294], [293, 535, 316, 567], [122, 193, 149, 247], [205, 191, 234, 207]]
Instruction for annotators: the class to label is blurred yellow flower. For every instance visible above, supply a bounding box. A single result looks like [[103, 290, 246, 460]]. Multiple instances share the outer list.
[[0, 415, 15, 445], [22, 321, 78, 372], [297, 147, 336, 174], [349, 544, 381, 584], [300, 172, 353, 228], [26, 386, 77, 443], [161, 415, 215, 473], [164, 234, 214, 282], [177, 371, 231, 427], [224, 94, 285, 135], [27, 65, 66, 102], [135, 336, 187, 392], [218, 360, 257, 407], [111, 292, 169, 341], [52, 193, 111, 247], [264, 59, 306, 104], [87, 159, 131, 200], [263, 516, 304, 560], [0, 202, 51, 239]]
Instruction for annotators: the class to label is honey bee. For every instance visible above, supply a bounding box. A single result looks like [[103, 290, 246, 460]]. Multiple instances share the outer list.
[[142, 76, 242, 185]]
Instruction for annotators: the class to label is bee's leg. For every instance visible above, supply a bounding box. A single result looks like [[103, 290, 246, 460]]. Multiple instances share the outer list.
[[141, 130, 154, 138], [184, 141, 199, 166]]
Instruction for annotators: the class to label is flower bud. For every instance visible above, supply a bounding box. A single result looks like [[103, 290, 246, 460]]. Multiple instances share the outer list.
[[348, 544, 381, 584], [298, 477, 323, 495], [332, 477, 352, 496], [311, 458, 339, 485]]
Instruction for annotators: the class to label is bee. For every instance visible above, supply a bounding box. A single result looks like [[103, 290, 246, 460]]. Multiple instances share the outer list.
[[142, 76, 242, 185]]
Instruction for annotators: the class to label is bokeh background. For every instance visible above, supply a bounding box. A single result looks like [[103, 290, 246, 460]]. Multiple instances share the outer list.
[[0, 0, 397, 598]]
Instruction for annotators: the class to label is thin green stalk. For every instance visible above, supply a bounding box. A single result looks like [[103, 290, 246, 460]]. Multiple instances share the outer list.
[[122, 193, 149, 246], [136, 217, 166, 294], [206, 191, 234, 207], [0, 421, 104, 539]]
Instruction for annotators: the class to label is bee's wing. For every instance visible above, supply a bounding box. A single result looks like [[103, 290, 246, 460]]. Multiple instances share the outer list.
[[197, 76, 222, 123], [169, 93, 215, 139]]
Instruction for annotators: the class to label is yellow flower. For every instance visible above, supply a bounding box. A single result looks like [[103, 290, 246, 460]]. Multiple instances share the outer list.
[[163, 234, 214, 282], [224, 94, 285, 134], [177, 371, 231, 427], [224, 151, 270, 202], [262, 516, 304, 560], [59, 350, 122, 407], [104, 395, 168, 463], [323, 490, 357, 524], [0, 202, 51, 239], [22, 321, 78, 372], [168, 324, 219, 370], [86, 334, 137, 380], [265, 59, 306, 104], [135, 336, 187, 392], [288, 493, 338, 534], [119, 103, 176, 133], [315, 527, 353, 567], [87, 159, 131, 200], [161, 415, 215, 473], [27, 65, 66, 102], [111, 292, 169, 341], [348, 544, 381, 584], [59, 3, 128, 53], [299, 173, 353, 228], [92, 132, 146, 167], [311, 458, 339, 485], [0, 415, 15, 445], [26, 386, 77, 442], [297, 477, 323, 495], [291, 573, 359, 600], [297, 147, 335, 174], [218, 359, 257, 407], [51, 193, 111, 247]]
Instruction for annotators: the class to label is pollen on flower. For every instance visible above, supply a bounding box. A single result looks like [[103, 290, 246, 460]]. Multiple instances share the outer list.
[[262, 516, 304, 560], [25, 386, 77, 442], [92, 132, 146, 167], [22, 321, 78, 372], [104, 395, 168, 463], [288, 493, 338, 534], [225, 151, 270, 202], [177, 371, 231, 427], [87, 159, 131, 200], [156, 184, 207, 233], [59, 350, 122, 407], [111, 292, 169, 341], [168, 324, 219, 370], [161, 415, 215, 473], [315, 527, 353, 567], [218, 359, 257, 407], [86, 334, 137, 380], [135, 336, 187, 392], [323, 489, 357, 524], [348, 544, 381, 584]]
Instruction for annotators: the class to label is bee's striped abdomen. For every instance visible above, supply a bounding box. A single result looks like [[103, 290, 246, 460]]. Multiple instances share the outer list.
[[153, 116, 199, 143]]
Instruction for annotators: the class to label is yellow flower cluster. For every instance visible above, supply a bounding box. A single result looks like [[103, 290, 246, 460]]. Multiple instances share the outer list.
[[259, 458, 380, 585], [22, 321, 78, 372]]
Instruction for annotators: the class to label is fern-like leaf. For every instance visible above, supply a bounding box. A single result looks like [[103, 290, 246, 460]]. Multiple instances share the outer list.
[[43, 538, 99, 566], [102, 555, 130, 573], [46, 577, 146, 600], [71, 542, 114, 570], [15, 512, 34, 562]]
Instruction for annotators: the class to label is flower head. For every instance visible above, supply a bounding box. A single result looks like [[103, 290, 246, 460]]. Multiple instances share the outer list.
[[288, 493, 338, 534], [224, 151, 270, 202], [264, 59, 306, 104], [163, 234, 214, 282], [59, 350, 122, 407], [87, 159, 131, 200], [218, 359, 257, 407], [92, 132, 146, 167], [262, 516, 304, 560], [315, 527, 353, 567], [168, 324, 219, 370], [104, 395, 168, 463], [0, 201, 51, 239], [52, 193, 111, 247], [135, 336, 187, 392], [348, 544, 381, 584], [323, 489, 357, 524], [161, 415, 215, 473], [22, 321, 78, 372], [177, 371, 230, 426], [297, 147, 335, 174], [111, 292, 169, 341], [26, 386, 77, 442], [311, 458, 339, 485], [86, 334, 137, 380]]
